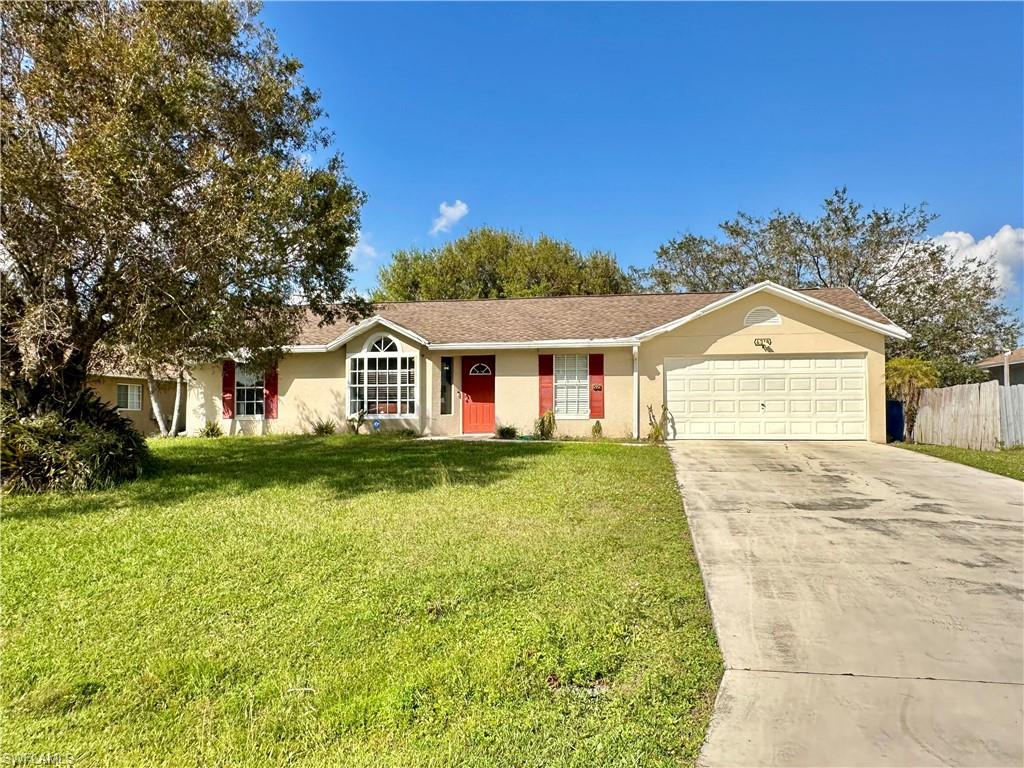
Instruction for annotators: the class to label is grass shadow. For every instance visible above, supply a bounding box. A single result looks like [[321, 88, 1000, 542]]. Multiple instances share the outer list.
[[3, 436, 561, 521]]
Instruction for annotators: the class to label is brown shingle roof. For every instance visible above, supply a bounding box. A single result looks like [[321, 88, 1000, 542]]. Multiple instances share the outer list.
[[296, 286, 896, 347], [977, 348, 1024, 368]]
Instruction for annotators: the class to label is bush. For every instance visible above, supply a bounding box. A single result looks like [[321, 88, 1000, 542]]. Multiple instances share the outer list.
[[533, 410, 556, 440], [886, 358, 940, 440], [347, 409, 367, 434], [591, 420, 603, 439], [646, 404, 668, 443], [198, 420, 223, 438], [311, 418, 336, 436], [1, 391, 148, 493], [496, 424, 518, 440]]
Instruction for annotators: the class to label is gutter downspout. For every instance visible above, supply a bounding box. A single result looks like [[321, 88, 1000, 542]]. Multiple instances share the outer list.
[[1003, 350, 1011, 387], [632, 344, 640, 440]]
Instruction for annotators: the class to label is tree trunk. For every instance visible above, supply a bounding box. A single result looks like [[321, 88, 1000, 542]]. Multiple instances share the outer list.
[[169, 368, 184, 436], [146, 367, 169, 437]]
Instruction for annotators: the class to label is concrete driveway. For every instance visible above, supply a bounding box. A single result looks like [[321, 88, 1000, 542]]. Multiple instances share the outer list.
[[669, 441, 1024, 767]]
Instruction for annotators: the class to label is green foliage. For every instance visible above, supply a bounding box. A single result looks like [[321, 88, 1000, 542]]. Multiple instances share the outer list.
[[647, 404, 669, 443], [592, 420, 603, 439], [886, 357, 940, 439], [934, 356, 990, 387], [495, 424, 519, 440], [375, 227, 637, 301], [533, 410, 557, 440], [1, 393, 148, 493], [1, 436, 721, 763], [637, 188, 1022, 368], [1, 0, 368, 418], [885, 358, 940, 402], [346, 409, 367, 434], [198, 421, 224, 439], [310, 418, 337, 436]]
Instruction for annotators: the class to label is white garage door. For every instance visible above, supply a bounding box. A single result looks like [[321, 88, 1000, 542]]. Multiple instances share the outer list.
[[665, 356, 867, 440]]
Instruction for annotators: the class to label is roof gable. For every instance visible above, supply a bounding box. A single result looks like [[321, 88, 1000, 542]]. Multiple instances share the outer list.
[[635, 281, 909, 341]]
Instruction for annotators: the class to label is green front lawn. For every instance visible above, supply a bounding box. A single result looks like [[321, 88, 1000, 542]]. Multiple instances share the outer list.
[[898, 443, 1024, 481], [1, 436, 721, 767]]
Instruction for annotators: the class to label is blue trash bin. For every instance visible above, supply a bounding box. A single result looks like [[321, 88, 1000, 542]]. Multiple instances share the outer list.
[[886, 400, 905, 442]]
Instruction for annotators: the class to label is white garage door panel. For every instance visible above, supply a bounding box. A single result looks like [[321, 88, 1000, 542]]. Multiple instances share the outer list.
[[665, 356, 867, 440]]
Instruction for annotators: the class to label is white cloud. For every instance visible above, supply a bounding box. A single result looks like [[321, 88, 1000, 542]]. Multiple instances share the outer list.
[[934, 225, 1023, 298], [429, 199, 469, 235], [348, 231, 382, 293], [350, 232, 379, 267]]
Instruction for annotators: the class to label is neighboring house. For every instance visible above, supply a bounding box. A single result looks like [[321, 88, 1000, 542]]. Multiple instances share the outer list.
[[977, 348, 1024, 386], [185, 281, 909, 442], [88, 370, 184, 436]]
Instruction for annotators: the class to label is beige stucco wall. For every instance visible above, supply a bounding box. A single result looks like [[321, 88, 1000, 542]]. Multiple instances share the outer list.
[[185, 295, 889, 441], [186, 327, 428, 435], [636, 293, 888, 442], [187, 354, 349, 436], [89, 375, 180, 436], [488, 348, 634, 438], [424, 352, 462, 436]]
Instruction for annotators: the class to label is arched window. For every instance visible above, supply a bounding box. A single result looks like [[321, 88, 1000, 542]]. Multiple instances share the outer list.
[[349, 335, 416, 417], [468, 363, 492, 375], [369, 335, 398, 352], [744, 306, 781, 326]]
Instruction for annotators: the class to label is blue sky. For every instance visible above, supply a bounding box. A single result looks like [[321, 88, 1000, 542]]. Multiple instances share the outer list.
[[260, 1, 1024, 306]]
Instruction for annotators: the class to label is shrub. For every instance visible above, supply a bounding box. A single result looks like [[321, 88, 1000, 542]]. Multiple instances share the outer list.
[[198, 420, 223, 438], [591, 420, 603, 439], [886, 358, 940, 440], [646, 403, 668, 443], [394, 428, 420, 439], [496, 424, 518, 440], [533, 410, 556, 440], [311, 418, 337, 436], [346, 409, 367, 434], [1, 391, 148, 493]]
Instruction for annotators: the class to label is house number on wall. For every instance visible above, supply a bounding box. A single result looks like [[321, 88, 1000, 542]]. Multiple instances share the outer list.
[[754, 337, 774, 352]]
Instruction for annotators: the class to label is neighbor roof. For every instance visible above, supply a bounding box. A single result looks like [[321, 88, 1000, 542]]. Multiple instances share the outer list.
[[977, 347, 1024, 369], [292, 283, 903, 350]]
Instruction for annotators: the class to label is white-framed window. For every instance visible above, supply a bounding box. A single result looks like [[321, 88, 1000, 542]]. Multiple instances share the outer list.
[[554, 354, 589, 418], [744, 306, 781, 326], [116, 383, 143, 411], [235, 366, 265, 417], [348, 335, 417, 417], [369, 336, 398, 352]]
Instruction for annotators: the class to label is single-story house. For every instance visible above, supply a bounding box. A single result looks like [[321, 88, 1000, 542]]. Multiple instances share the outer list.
[[185, 281, 909, 442], [88, 368, 185, 435], [977, 348, 1024, 386]]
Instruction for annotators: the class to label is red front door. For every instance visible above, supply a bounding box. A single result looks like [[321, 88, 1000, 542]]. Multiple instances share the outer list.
[[461, 355, 495, 434]]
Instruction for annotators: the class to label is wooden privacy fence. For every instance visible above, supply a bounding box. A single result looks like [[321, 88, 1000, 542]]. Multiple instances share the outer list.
[[913, 380, 1024, 450]]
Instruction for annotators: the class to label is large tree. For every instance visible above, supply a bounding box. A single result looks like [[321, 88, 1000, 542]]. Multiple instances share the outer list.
[[1, 1, 368, 420], [636, 188, 1021, 383], [374, 227, 637, 301]]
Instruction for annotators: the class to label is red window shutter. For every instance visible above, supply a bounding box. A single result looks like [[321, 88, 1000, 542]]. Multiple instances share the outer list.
[[589, 353, 605, 419], [538, 354, 554, 415], [221, 360, 235, 419], [264, 365, 278, 419]]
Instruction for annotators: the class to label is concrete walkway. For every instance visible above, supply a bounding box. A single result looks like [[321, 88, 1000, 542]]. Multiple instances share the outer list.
[[669, 441, 1024, 767]]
